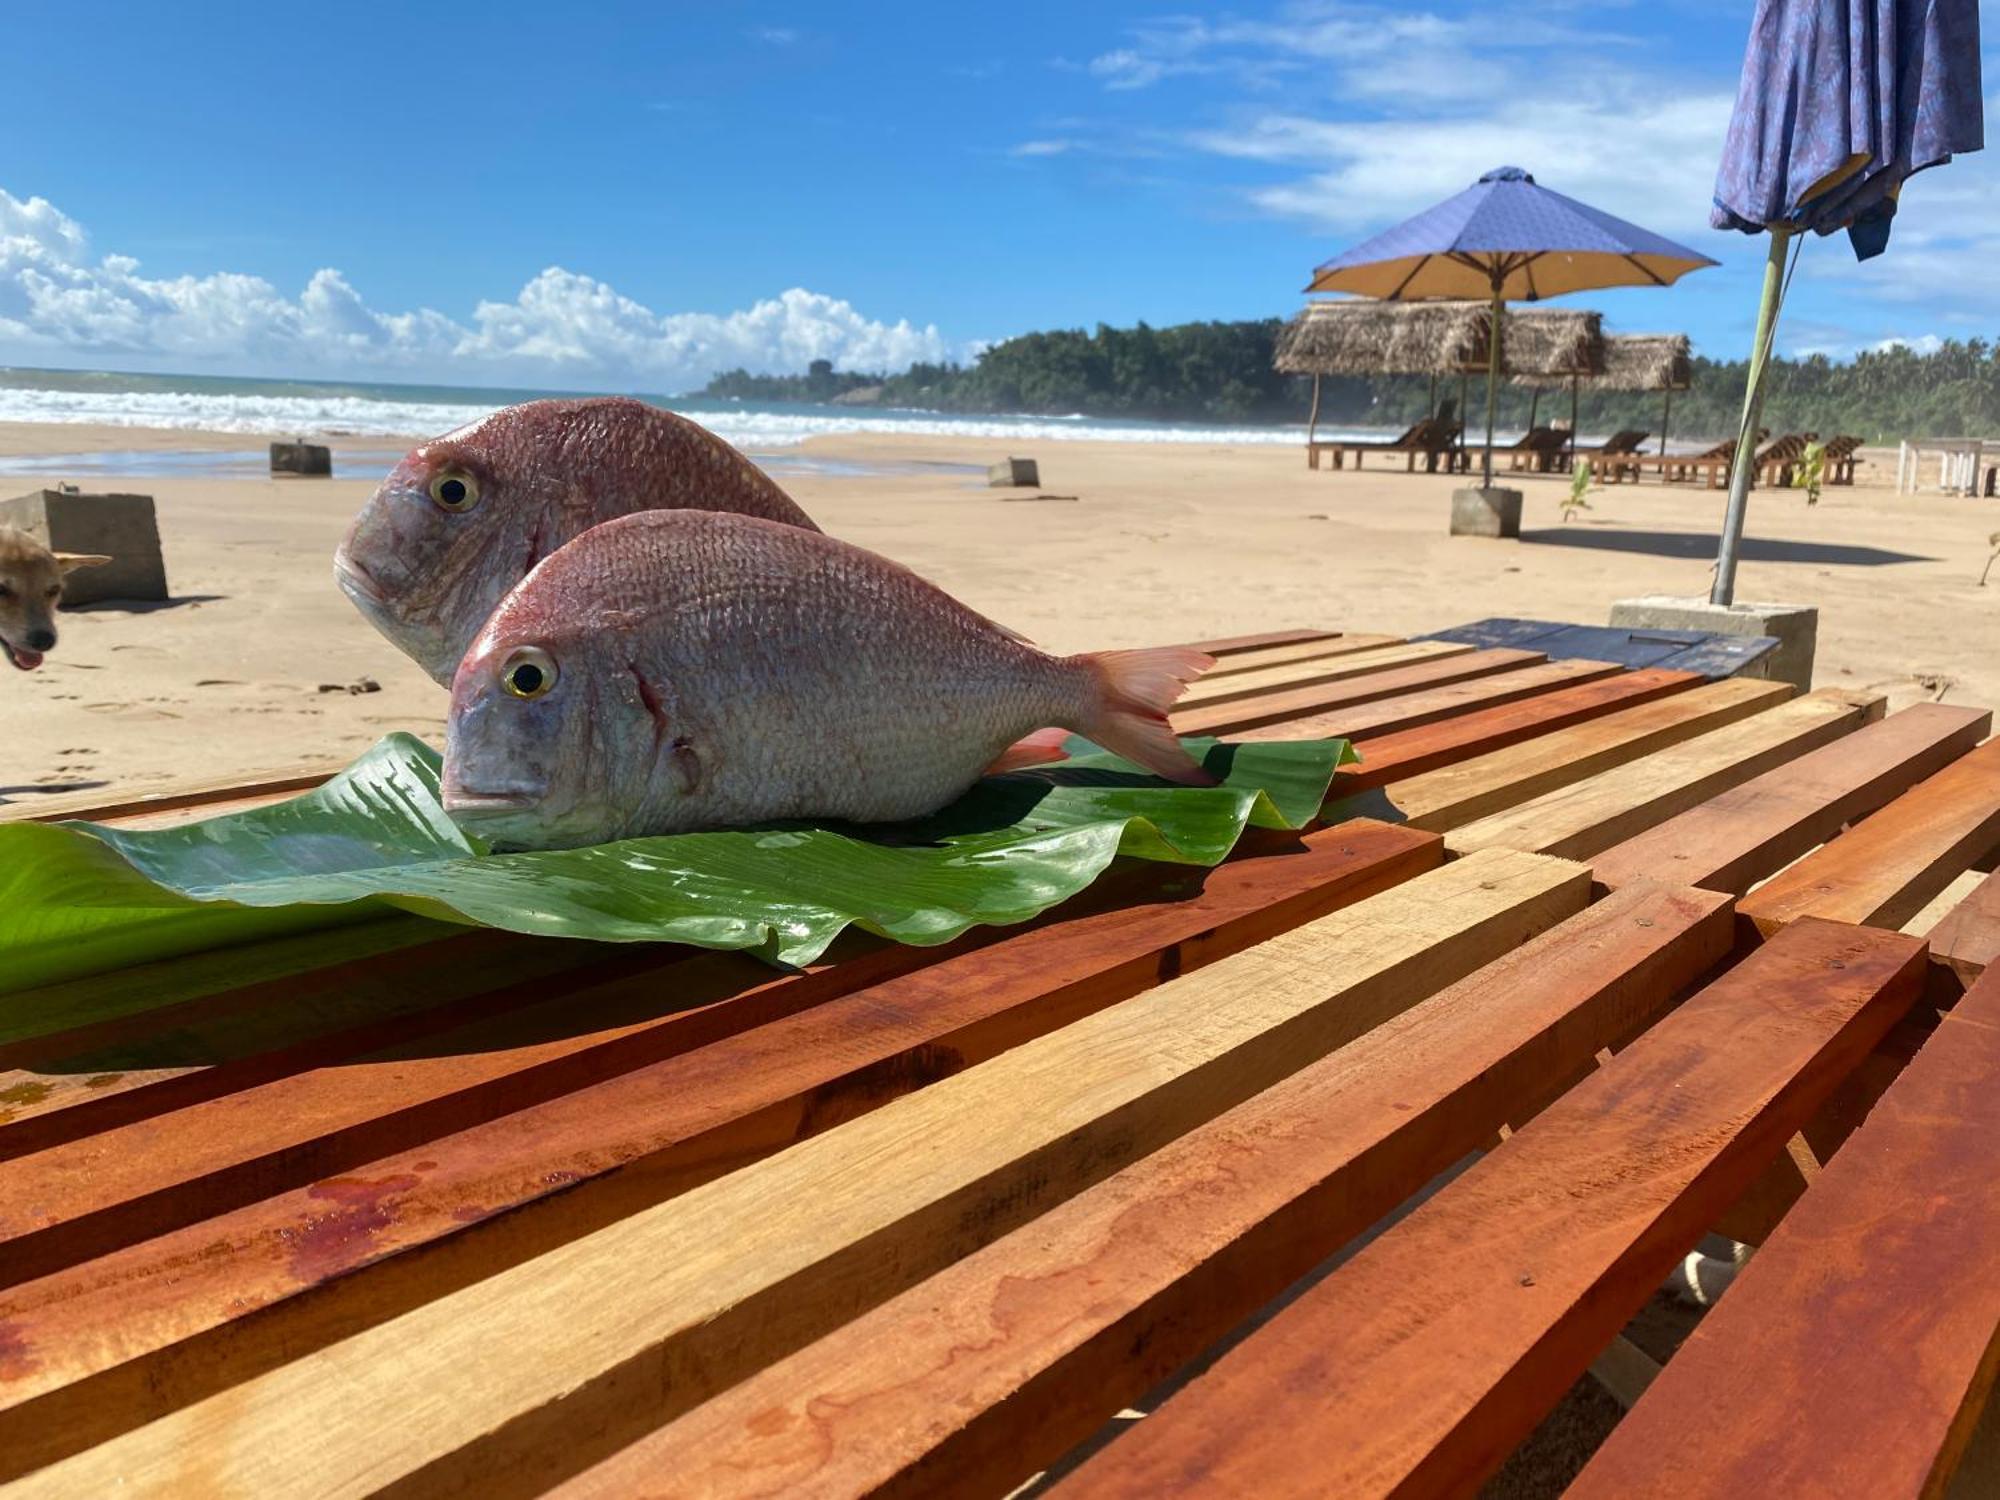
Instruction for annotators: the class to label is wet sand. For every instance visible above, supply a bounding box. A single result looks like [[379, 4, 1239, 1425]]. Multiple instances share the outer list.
[[3, 421, 1994, 804]]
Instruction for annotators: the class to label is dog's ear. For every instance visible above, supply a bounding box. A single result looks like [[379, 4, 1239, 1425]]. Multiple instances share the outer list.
[[54, 552, 113, 574]]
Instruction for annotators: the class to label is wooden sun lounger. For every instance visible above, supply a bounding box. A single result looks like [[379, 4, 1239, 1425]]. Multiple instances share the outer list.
[[1504, 425, 1572, 473], [6, 624, 2000, 1497], [1570, 428, 1650, 473], [1602, 427, 1771, 486], [1311, 417, 1466, 473]]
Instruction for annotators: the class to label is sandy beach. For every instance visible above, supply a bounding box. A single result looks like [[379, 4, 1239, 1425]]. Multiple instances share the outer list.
[[4, 421, 1995, 806]]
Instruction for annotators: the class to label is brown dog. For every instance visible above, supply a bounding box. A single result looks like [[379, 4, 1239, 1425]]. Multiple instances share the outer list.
[[0, 526, 111, 670]]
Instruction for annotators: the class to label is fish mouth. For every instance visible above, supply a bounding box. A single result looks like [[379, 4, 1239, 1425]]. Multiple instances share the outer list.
[[0, 635, 44, 671], [333, 554, 387, 607], [442, 786, 543, 814]]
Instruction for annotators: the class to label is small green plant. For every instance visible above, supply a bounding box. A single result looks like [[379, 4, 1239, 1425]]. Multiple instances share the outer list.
[[1981, 529, 2000, 587], [1562, 459, 1596, 522], [1799, 440, 1826, 506]]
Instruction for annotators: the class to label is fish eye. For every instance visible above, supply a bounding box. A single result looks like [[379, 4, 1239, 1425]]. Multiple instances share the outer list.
[[428, 468, 481, 512], [499, 645, 557, 699]]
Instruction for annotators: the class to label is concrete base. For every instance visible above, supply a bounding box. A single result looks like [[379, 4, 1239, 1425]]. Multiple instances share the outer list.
[[1450, 486, 1522, 539], [0, 489, 169, 604], [1609, 595, 1818, 691]]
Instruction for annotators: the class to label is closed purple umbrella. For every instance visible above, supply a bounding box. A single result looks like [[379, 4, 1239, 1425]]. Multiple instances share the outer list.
[[1707, 0, 1982, 604], [1309, 168, 1714, 491]]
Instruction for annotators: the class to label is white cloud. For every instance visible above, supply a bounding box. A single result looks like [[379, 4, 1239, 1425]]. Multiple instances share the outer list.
[[1870, 333, 1944, 355], [751, 25, 799, 45], [0, 187, 960, 388], [1008, 139, 1074, 157]]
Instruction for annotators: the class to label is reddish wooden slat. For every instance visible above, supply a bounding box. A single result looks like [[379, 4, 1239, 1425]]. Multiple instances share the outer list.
[[1238, 659, 1630, 747], [1592, 703, 1992, 896], [1570, 964, 2000, 1500], [1174, 648, 1546, 737], [1929, 868, 2000, 992], [0, 823, 1440, 1477], [1740, 735, 2000, 936], [561, 883, 1733, 1500], [1053, 919, 1928, 1500], [1330, 668, 1699, 790]]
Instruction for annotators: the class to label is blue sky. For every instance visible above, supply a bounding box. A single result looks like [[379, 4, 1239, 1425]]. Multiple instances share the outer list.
[[0, 1, 1990, 391]]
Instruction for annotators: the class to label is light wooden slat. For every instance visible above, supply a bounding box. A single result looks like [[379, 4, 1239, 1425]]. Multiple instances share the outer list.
[[1929, 869, 2000, 991], [1176, 641, 1472, 708], [1197, 633, 1403, 677], [1325, 677, 1794, 833], [1183, 628, 1339, 657], [0, 825, 1435, 1476], [1174, 648, 1546, 737], [1324, 668, 1700, 789], [0, 825, 1438, 1299], [563, 883, 1733, 1500], [1569, 964, 2000, 1500], [1, 764, 349, 826], [1740, 735, 2000, 937], [1052, 918, 1929, 1500], [1239, 659, 1630, 746], [10, 851, 1590, 1499], [1591, 703, 1992, 896], [1444, 688, 1885, 859]]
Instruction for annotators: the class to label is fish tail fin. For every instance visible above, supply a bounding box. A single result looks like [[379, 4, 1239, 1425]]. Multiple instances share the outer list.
[[1073, 646, 1219, 786], [984, 725, 1072, 775]]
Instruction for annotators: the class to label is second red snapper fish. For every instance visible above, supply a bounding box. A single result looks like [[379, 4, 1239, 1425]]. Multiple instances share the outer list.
[[334, 396, 817, 685], [442, 511, 1217, 849]]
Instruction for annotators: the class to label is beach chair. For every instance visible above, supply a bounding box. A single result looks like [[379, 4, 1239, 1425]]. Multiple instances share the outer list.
[[1329, 417, 1465, 473], [1754, 433, 1818, 488], [1659, 431, 1773, 488], [1575, 430, 1650, 484], [1819, 434, 1865, 485], [1503, 427, 1571, 473]]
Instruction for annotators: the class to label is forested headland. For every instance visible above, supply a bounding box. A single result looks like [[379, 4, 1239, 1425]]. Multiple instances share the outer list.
[[702, 321, 2000, 441]]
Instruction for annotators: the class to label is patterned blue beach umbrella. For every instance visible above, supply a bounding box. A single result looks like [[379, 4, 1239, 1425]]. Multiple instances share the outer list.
[[1707, 0, 1982, 605], [1309, 168, 1715, 490]]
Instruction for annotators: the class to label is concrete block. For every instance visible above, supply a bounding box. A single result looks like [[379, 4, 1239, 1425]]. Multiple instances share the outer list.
[[0, 489, 169, 604], [988, 457, 1040, 488], [1450, 486, 1522, 539], [1609, 595, 1818, 691], [270, 441, 332, 477]]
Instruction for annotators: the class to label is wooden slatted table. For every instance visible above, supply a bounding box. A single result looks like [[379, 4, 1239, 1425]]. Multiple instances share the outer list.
[[3, 625, 1997, 1499]]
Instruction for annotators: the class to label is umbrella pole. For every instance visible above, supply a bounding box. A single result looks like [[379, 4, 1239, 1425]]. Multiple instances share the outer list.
[[1528, 389, 1540, 430], [1307, 374, 1321, 448], [1569, 375, 1579, 470], [1712, 227, 1794, 606], [1661, 389, 1672, 456], [1428, 371, 1438, 419], [1481, 286, 1502, 490]]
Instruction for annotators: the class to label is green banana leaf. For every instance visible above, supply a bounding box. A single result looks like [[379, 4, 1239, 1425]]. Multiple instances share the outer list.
[[0, 731, 1354, 994]]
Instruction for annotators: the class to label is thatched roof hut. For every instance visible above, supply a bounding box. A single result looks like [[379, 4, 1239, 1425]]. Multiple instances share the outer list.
[[1273, 299, 1603, 378], [1512, 333, 1692, 391]]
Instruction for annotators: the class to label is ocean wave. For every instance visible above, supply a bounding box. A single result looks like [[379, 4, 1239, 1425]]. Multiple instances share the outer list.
[[0, 382, 1331, 448]]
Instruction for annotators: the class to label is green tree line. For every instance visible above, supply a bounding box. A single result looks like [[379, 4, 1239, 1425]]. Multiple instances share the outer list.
[[702, 323, 2000, 442]]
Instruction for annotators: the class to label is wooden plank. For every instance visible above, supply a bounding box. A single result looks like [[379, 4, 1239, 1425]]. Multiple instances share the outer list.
[[0, 824, 1438, 1296], [1655, 633, 1781, 678], [1182, 627, 1339, 656], [1051, 918, 1929, 1500], [1236, 659, 1630, 746], [1173, 648, 1546, 737], [1417, 617, 1570, 651], [1176, 641, 1473, 708], [1197, 633, 1403, 677], [1324, 677, 1793, 832], [1930, 869, 2000, 991], [1, 764, 349, 826], [9, 851, 1590, 1498], [1592, 703, 1992, 896], [0, 823, 1443, 1476], [1740, 735, 2000, 937], [1421, 619, 1779, 679], [1326, 668, 1699, 790], [563, 884, 1733, 1500], [1444, 688, 1884, 859], [1569, 964, 2000, 1500]]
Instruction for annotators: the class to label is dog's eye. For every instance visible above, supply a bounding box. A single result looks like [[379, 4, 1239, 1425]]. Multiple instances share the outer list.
[[428, 469, 481, 512]]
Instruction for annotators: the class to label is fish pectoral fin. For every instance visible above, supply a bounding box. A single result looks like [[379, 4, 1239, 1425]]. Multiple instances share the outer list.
[[669, 737, 702, 795]]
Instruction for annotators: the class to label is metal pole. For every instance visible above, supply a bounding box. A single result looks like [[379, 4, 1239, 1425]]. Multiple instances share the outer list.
[[1712, 228, 1793, 607], [1481, 284, 1503, 491]]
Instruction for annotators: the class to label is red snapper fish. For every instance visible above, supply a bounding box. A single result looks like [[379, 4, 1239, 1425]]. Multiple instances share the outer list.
[[441, 510, 1216, 849], [334, 396, 817, 685]]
